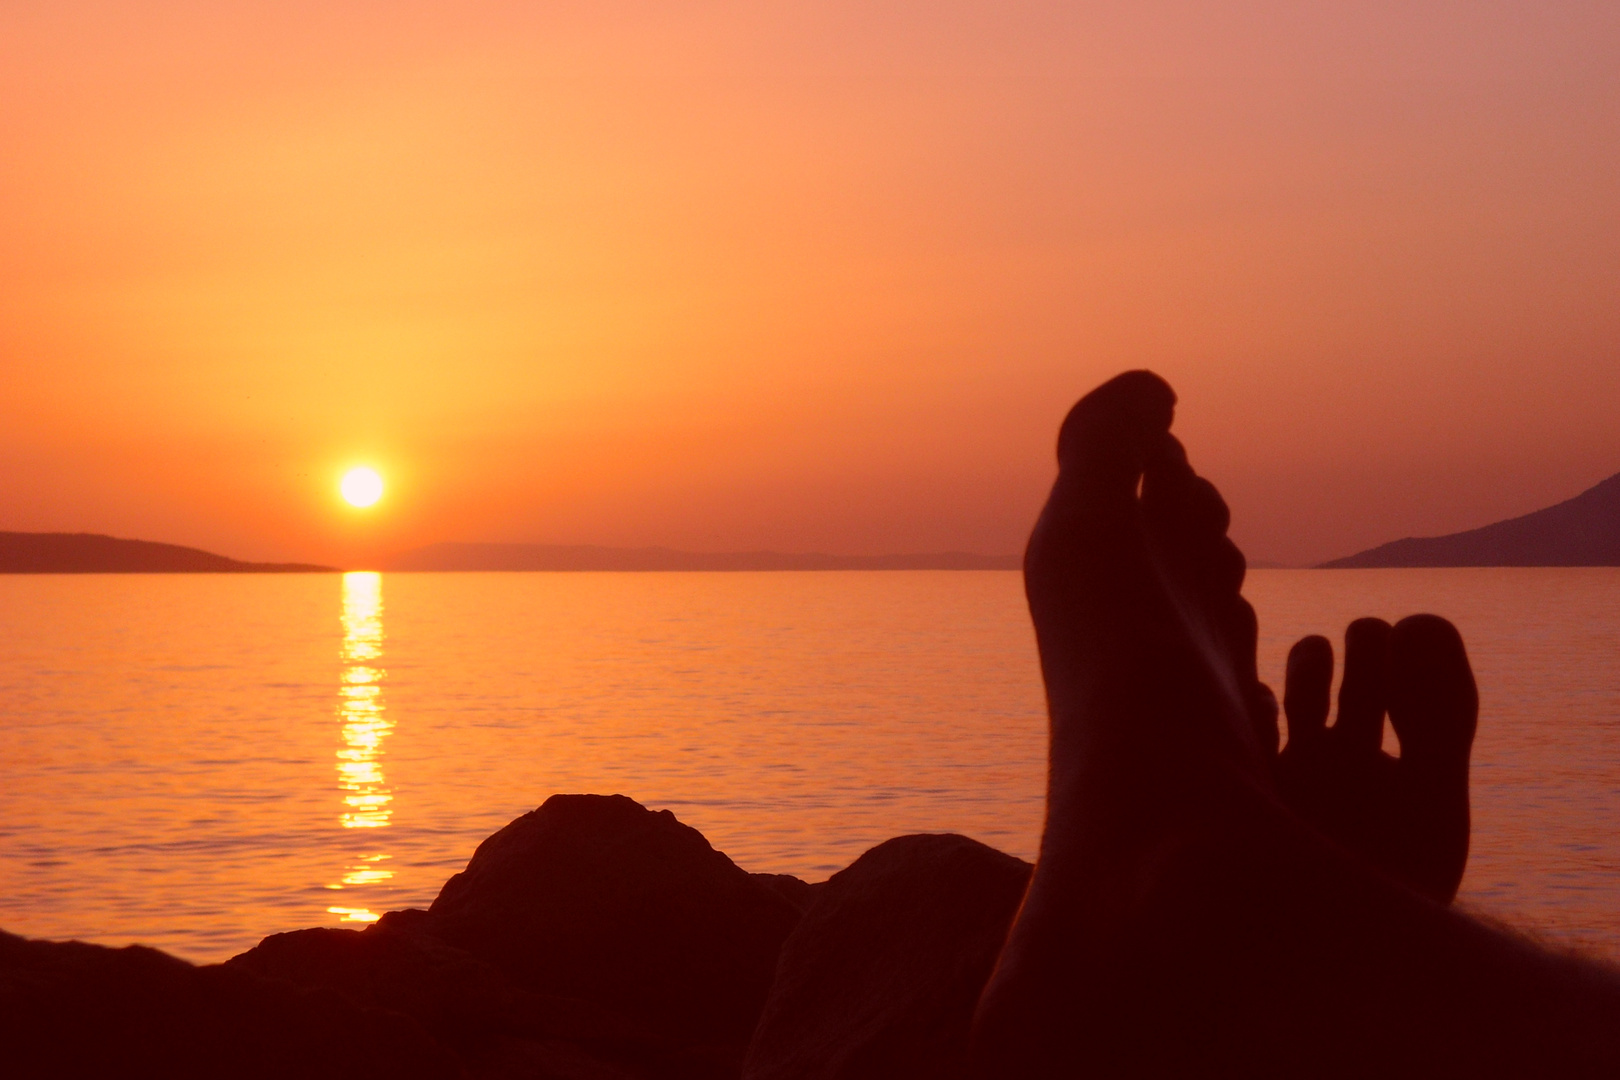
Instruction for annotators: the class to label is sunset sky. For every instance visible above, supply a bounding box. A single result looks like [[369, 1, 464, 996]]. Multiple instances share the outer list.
[[2, 2, 1616, 567]]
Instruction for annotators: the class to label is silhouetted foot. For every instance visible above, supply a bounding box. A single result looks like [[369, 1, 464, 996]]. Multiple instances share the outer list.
[[1278, 617, 1477, 902], [1027, 369, 1274, 808], [971, 370, 1620, 1078], [970, 370, 1292, 1073], [1021, 366, 1280, 832]]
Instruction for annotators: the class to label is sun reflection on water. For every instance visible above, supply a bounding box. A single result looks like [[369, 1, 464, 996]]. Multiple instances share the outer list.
[[327, 571, 394, 924]]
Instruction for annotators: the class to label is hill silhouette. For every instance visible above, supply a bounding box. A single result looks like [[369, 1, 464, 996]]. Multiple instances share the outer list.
[[0, 533, 335, 574], [383, 542, 1019, 572], [1321, 471, 1620, 568]]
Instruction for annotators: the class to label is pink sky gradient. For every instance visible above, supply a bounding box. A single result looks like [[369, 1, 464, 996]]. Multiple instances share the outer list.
[[3, 2, 1617, 566]]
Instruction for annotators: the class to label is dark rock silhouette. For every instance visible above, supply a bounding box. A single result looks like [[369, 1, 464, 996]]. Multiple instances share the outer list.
[[749, 872, 825, 915], [383, 542, 1018, 572], [221, 798, 829, 1078], [743, 834, 1031, 1080], [229, 922, 655, 1078], [0, 930, 457, 1079], [4, 796, 816, 1079], [1321, 470, 1620, 567], [0, 531, 335, 573], [422, 795, 805, 1060]]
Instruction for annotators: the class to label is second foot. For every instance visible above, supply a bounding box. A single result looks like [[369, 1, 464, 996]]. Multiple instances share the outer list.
[[1277, 614, 1477, 902]]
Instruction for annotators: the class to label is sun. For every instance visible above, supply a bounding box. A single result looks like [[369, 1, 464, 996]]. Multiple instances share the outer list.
[[340, 466, 384, 508]]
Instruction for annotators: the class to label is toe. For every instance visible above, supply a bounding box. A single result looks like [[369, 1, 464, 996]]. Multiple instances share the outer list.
[[1388, 614, 1478, 768], [1284, 635, 1334, 747], [1134, 419, 1276, 760], [1140, 434, 1246, 596], [1054, 370, 1177, 490], [1231, 598, 1279, 756], [1387, 614, 1476, 902], [1028, 371, 1177, 600], [1335, 618, 1392, 755]]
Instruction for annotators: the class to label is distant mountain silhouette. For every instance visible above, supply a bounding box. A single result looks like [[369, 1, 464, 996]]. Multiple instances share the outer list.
[[383, 542, 1020, 572], [0, 532, 336, 573], [1321, 471, 1620, 568]]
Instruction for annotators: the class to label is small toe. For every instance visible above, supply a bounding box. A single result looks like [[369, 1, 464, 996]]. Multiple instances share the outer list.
[[1130, 417, 1273, 760], [1140, 435, 1246, 597], [1335, 618, 1392, 755], [1284, 635, 1334, 747]]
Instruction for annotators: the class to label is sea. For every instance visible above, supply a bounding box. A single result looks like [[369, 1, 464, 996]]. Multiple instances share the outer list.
[[2, 569, 1617, 964]]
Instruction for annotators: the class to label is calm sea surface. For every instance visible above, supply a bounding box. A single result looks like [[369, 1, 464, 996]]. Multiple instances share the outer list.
[[1, 569, 1617, 963]]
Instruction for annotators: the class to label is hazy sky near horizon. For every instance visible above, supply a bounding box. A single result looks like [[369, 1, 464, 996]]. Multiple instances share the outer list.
[[3, 2, 1617, 567]]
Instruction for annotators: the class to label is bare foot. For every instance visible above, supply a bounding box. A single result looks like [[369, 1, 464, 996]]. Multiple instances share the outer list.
[[970, 371, 1620, 1078], [969, 369, 1287, 1073], [1278, 615, 1477, 902]]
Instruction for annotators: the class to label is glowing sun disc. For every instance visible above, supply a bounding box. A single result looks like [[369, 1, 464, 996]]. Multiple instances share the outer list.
[[341, 467, 384, 508]]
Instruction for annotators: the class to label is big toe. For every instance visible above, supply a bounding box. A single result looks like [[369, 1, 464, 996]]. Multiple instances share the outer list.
[[1028, 371, 1177, 598], [1283, 635, 1334, 747], [1387, 614, 1476, 902], [1388, 614, 1478, 768], [1054, 370, 1177, 492]]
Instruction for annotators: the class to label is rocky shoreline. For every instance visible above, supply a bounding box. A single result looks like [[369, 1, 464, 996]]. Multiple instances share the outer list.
[[0, 794, 1031, 1079]]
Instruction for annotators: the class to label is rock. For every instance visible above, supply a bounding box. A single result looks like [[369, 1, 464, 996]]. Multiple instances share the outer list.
[[2, 797, 849, 1078], [0, 930, 458, 1079], [741, 834, 1032, 1080], [231, 924, 640, 1048], [750, 873, 825, 915], [229, 921, 676, 1078], [472, 1036, 647, 1079], [230, 924, 498, 1052], [423, 795, 805, 1055]]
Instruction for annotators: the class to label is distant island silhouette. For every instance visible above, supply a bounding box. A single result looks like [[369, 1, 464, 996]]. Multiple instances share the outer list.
[[0, 533, 1017, 574], [1322, 470, 1620, 568], [382, 542, 1020, 572], [0, 533, 335, 574]]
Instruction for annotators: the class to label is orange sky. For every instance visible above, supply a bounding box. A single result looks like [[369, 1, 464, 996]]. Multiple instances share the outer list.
[[3, 2, 1617, 567]]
